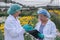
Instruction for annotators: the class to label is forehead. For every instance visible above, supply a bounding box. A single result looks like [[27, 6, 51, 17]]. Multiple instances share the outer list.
[[16, 11, 21, 12], [38, 14, 44, 16]]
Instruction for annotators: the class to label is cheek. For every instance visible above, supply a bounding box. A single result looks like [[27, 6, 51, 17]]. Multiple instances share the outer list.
[[18, 13, 20, 15], [40, 18, 43, 21], [17, 12, 21, 15], [40, 17, 45, 21], [16, 13, 19, 16], [17, 11, 21, 14], [19, 12, 21, 14], [19, 12, 22, 15]]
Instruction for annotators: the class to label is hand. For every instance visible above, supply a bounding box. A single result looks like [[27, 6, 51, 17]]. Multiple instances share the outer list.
[[23, 24, 33, 32], [38, 33, 44, 39]]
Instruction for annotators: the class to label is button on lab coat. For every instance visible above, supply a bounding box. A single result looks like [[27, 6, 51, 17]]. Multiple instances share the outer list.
[[35, 19, 57, 40], [4, 15, 25, 40]]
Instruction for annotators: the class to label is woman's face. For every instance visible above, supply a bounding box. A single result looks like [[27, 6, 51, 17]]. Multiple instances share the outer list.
[[38, 14, 47, 21], [14, 11, 22, 17]]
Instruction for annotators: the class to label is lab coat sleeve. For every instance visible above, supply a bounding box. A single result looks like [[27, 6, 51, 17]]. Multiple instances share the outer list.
[[44, 23, 57, 39], [5, 21, 25, 37]]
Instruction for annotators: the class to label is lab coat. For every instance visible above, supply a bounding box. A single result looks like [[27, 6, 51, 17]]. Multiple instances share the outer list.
[[4, 15, 25, 40], [35, 19, 57, 40]]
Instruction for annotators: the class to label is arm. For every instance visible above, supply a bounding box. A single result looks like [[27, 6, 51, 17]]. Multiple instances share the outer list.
[[44, 23, 57, 39], [23, 24, 44, 39], [5, 21, 25, 37]]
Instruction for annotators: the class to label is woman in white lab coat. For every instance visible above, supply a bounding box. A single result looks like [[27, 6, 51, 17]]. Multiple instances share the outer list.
[[4, 4, 27, 40], [35, 9, 57, 40]]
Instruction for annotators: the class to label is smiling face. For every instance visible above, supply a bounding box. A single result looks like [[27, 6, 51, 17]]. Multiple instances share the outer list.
[[38, 14, 48, 22], [13, 10, 22, 17], [16, 11, 22, 16]]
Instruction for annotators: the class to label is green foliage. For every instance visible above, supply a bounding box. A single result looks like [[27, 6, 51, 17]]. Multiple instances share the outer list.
[[56, 36, 60, 40], [51, 14, 60, 31], [30, 16, 38, 27], [0, 30, 4, 40], [24, 34, 32, 40], [0, 11, 8, 17]]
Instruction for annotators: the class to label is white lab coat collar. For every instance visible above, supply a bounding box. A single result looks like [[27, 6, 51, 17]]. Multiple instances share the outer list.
[[8, 15, 18, 20], [35, 19, 52, 31]]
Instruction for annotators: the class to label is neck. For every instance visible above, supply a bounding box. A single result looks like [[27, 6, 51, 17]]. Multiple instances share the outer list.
[[41, 19, 48, 25], [12, 15, 17, 19]]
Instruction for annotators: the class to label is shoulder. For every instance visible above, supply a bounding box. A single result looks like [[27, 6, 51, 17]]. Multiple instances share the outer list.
[[48, 20, 56, 25], [50, 20, 56, 26], [5, 16, 15, 23], [5, 18, 15, 25], [5, 18, 16, 28], [48, 20, 56, 29]]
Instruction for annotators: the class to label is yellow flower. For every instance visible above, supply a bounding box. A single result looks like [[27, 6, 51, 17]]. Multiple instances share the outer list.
[[0, 24, 4, 33], [0, 27, 4, 30], [19, 16, 34, 26], [1, 29, 4, 32], [48, 10, 60, 15]]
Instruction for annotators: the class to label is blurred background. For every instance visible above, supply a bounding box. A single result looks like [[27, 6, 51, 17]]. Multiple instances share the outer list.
[[0, 0, 60, 40]]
